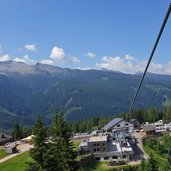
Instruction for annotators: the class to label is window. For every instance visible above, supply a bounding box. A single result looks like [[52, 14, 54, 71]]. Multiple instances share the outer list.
[[97, 143, 99, 146], [97, 148, 100, 152], [103, 148, 106, 152], [102, 143, 105, 146], [117, 124, 120, 127], [94, 149, 96, 152], [104, 156, 109, 160], [123, 142, 127, 146], [112, 156, 118, 159], [95, 157, 100, 161], [125, 123, 129, 126], [94, 144, 96, 147], [123, 155, 126, 158]]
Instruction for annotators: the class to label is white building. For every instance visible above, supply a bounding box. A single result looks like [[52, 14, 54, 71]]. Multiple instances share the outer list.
[[79, 131, 133, 162]]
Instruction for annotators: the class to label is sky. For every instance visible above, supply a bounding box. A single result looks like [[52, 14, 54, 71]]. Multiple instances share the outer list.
[[0, 0, 171, 74]]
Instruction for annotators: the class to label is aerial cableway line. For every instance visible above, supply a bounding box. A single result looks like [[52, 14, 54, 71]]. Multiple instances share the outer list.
[[125, 2, 171, 122], [119, 2, 171, 163]]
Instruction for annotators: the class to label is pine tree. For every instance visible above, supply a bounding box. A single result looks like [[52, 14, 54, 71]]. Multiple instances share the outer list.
[[44, 112, 78, 171], [26, 115, 47, 171], [163, 105, 171, 123], [12, 123, 23, 141]]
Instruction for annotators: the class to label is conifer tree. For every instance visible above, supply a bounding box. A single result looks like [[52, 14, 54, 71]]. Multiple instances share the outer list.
[[26, 115, 47, 171], [44, 112, 77, 171], [12, 123, 23, 140]]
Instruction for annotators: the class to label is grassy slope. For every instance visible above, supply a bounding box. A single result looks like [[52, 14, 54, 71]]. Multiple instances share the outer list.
[[72, 140, 81, 151], [0, 150, 9, 159], [0, 151, 32, 171], [0, 141, 81, 171]]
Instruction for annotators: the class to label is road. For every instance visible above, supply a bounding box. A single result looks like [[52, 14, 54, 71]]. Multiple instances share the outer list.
[[0, 142, 33, 164]]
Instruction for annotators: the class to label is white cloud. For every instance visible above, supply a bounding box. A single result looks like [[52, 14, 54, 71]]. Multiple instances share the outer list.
[[49, 46, 80, 64], [41, 59, 54, 65], [85, 52, 96, 58], [77, 67, 94, 70], [0, 54, 10, 62], [50, 46, 65, 61], [69, 56, 80, 63], [14, 55, 35, 64], [25, 44, 37, 52], [124, 54, 134, 61], [96, 54, 171, 75], [14, 58, 27, 63]]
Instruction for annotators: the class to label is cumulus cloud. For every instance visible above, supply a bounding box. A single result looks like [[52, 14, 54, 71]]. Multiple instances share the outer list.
[[41, 59, 54, 65], [85, 52, 96, 58], [0, 54, 10, 62], [14, 55, 36, 64], [50, 46, 65, 61], [96, 54, 171, 75], [49, 46, 80, 64], [25, 44, 37, 52]]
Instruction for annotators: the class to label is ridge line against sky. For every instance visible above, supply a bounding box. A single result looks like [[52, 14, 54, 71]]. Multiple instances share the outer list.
[[0, 0, 171, 75]]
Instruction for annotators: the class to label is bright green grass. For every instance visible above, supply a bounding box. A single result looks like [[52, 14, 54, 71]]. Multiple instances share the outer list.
[[0, 150, 9, 159], [0, 151, 32, 171], [0, 141, 81, 171], [72, 140, 81, 152]]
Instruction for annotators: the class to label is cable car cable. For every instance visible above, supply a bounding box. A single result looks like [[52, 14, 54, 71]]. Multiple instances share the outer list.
[[125, 2, 171, 122]]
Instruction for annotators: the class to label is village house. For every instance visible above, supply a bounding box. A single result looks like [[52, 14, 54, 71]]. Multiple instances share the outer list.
[[0, 132, 13, 145], [142, 120, 171, 134], [102, 118, 134, 132], [142, 125, 156, 135]]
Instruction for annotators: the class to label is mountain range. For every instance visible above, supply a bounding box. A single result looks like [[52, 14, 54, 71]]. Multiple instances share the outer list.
[[0, 60, 171, 130]]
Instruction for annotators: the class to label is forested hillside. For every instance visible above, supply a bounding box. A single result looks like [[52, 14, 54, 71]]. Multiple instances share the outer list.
[[0, 61, 171, 129]]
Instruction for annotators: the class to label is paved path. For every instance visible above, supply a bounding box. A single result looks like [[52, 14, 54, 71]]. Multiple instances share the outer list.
[[0, 143, 32, 164]]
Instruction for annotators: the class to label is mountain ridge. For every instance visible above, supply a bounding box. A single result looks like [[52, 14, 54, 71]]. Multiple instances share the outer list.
[[0, 61, 171, 130]]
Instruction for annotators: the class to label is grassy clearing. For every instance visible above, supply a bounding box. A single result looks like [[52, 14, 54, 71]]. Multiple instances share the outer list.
[[0, 140, 81, 171], [0, 150, 9, 159], [0, 151, 32, 171], [72, 140, 81, 152]]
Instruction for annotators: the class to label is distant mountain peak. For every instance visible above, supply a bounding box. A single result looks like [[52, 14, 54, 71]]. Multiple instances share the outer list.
[[0, 60, 69, 75]]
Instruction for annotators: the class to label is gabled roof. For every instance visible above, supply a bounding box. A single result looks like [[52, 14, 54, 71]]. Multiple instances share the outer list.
[[103, 118, 123, 131]]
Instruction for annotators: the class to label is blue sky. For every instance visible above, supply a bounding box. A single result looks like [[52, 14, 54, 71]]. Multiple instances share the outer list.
[[0, 0, 171, 74]]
